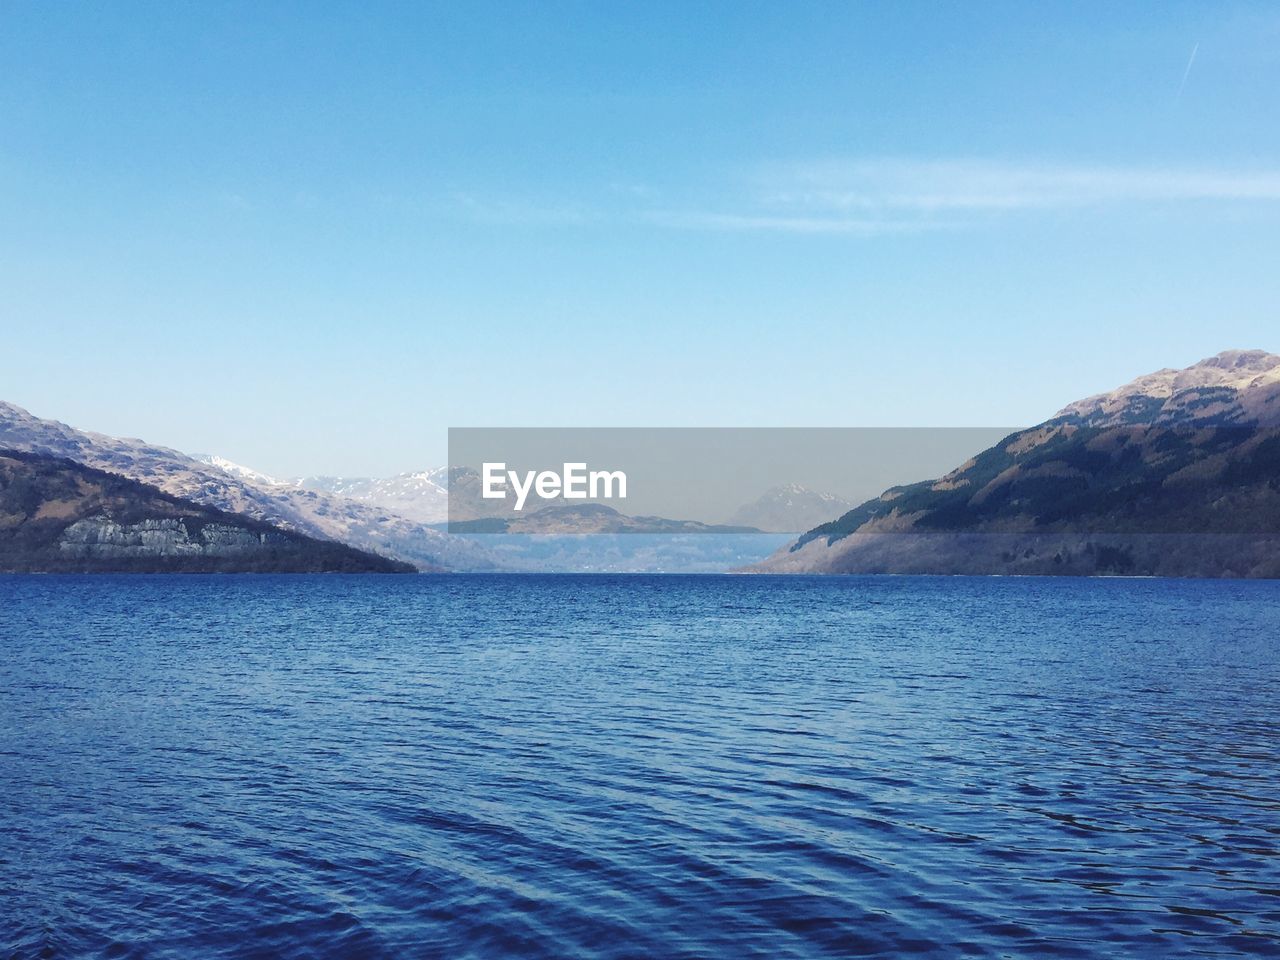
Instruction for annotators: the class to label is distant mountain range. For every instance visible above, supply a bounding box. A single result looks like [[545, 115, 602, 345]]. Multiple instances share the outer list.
[[748, 350, 1280, 578], [0, 450, 411, 573], [294, 468, 852, 533]]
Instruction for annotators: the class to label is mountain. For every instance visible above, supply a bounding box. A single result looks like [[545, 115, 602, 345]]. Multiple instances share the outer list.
[[726, 483, 856, 533], [297, 470, 450, 525], [0, 450, 413, 573], [202, 459, 457, 528], [0, 401, 496, 571], [747, 350, 1280, 578]]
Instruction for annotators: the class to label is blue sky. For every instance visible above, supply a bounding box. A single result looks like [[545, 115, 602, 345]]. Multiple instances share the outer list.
[[3, 1, 1279, 475]]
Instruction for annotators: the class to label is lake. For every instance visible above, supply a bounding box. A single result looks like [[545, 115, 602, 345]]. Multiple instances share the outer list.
[[3, 574, 1279, 958]]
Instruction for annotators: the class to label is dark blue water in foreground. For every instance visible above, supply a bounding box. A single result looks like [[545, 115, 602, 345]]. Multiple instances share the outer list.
[[3, 575, 1280, 959]]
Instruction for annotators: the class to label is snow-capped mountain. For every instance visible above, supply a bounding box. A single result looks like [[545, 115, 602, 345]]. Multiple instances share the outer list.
[[298, 466, 539, 524], [726, 483, 856, 533], [297, 470, 450, 525]]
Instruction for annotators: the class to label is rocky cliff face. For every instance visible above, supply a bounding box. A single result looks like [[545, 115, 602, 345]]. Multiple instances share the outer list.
[[746, 350, 1280, 578], [59, 517, 288, 560], [0, 450, 415, 573]]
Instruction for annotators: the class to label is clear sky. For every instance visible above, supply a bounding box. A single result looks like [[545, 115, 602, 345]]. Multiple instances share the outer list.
[[3, 1, 1278, 476]]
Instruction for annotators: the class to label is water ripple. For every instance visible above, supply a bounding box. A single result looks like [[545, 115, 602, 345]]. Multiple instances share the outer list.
[[3, 574, 1280, 958]]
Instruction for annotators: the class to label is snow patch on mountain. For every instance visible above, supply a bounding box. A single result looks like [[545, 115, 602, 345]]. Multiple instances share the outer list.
[[194, 455, 289, 489]]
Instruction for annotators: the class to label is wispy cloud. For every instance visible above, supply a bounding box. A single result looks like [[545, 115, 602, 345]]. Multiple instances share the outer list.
[[437, 160, 1280, 236], [641, 210, 946, 235], [767, 159, 1280, 213], [645, 159, 1280, 233]]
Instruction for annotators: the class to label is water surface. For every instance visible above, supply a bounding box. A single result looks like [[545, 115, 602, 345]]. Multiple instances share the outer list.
[[3, 575, 1279, 958]]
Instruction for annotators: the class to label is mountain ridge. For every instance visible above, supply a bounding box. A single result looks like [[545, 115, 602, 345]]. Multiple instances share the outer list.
[[1056, 349, 1280, 426]]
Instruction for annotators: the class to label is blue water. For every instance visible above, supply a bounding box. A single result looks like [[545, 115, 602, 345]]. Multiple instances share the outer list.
[[3, 575, 1280, 959]]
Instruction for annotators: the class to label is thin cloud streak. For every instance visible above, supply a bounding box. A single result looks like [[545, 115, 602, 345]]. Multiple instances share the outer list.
[[762, 159, 1280, 214], [640, 160, 1280, 234], [641, 210, 947, 235], [1176, 42, 1200, 102], [442, 160, 1280, 235]]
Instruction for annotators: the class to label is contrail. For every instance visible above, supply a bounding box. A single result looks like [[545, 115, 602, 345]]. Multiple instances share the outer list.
[[1176, 42, 1199, 102]]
